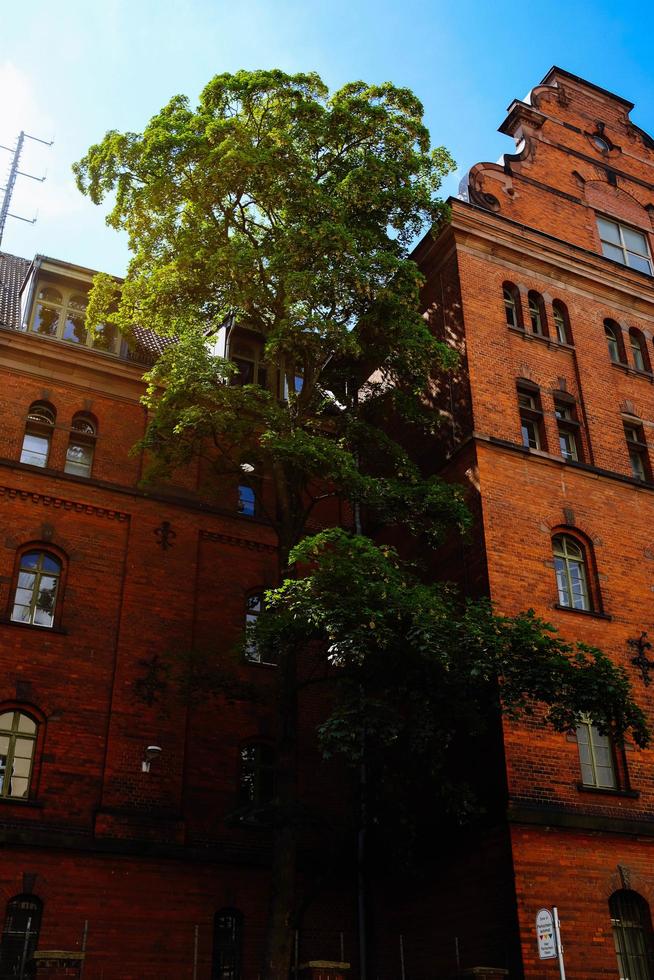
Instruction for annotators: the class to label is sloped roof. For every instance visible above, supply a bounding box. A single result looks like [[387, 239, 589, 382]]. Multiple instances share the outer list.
[[0, 252, 31, 329]]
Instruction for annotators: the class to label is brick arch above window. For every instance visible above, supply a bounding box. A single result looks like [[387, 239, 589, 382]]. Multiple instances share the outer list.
[[585, 180, 654, 229]]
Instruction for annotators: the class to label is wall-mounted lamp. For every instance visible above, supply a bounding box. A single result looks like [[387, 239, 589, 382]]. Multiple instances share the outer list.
[[141, 745, 162, 773]]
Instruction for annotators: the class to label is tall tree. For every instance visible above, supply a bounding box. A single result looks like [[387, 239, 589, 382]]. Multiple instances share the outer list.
[[75, 70, 648, 979]]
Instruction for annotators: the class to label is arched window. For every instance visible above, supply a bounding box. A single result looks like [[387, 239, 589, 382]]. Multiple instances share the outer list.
[[239, 742, 275, 808], [503, 283, 521, 329], [20, 402, 56, 468], [0, 895, 42, 977], [629, 328, 651, 373], [11, 551, 62, 628], [65, 413, 97, 478], [528, 291, 547, 336], [605, 320, 625, 364], [552, 301, 572, 344], [212, 909, 243, 980], [0, 711, 38, 799], [552, 534, 591, 611], [610, 890, 654, 980]]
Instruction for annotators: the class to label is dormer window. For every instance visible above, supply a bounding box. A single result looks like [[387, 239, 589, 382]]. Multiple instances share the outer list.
[[230, 340, 268, 388], [597, 217, 652, 275], [30, 284, 119, 354]]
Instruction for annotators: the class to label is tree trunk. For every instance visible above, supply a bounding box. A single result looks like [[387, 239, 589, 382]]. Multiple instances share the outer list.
[[263, 638, 298, 980], [263, 515, 299, 980]]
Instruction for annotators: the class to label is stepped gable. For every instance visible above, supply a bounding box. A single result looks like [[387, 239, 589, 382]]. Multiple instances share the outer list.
[[461, 66, 654, 252]]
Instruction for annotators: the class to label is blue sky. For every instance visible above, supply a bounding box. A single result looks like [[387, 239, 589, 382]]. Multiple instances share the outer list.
[[3, 0, 654, 275]]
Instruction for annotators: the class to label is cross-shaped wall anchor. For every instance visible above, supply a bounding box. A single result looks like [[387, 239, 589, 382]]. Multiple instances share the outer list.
[[628, 632, 654, 686], [154, 521, 176, 551]]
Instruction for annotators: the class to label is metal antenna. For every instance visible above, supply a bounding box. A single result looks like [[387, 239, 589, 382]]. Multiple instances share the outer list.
[[0, 130, 53, 248]]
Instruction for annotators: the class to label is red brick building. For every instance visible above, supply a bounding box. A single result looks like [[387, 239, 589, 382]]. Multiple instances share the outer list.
[[0, 255, 357, 978], [380, 66, 654, 980], [3, 64, 654, 980]]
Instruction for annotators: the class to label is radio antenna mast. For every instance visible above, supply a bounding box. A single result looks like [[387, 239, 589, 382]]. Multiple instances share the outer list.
[[0, 130, 53, 248]]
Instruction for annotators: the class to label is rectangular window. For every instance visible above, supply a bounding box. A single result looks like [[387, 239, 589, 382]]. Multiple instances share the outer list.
[[624, 423, 650, 482], [597, 216, 653, 275], [20, 433, 50, 468], [517, 387, 544, 451], [238, 484, 256, 516], [576, 717, 616, 789], [555, 399, 582, 462]]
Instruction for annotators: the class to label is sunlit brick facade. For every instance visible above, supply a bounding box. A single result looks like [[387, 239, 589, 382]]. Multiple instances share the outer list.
[[378, 66, 654, 980], [4, 65, 654, 980]]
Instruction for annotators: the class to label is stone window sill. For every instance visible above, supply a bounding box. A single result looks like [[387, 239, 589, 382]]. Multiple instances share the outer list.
[[508, 325, 574, 351], [577, 782, 639, 799], [554, 604, 611, 621], [611, 361, 654, 382], [0, 618, 67, 635], [0, 797, 43, 809]]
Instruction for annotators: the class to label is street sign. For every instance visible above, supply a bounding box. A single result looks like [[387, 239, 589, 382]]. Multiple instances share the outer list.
[[536, 908, 557, 960]]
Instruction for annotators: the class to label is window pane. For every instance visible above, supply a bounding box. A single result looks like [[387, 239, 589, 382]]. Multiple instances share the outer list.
[[11, 604, 31, 624], [20, 434, 50, 467], [41, 555, 60, 574], [623, 227, 648, 254], [628, 252, 652, 275], [521, 420, 539, 449], [559, 432, 578, 461], [14, 589, 35, 607], [63, 313, 88, 345], [32, 304, 60, 337], [555, 558, 570, 606], [602, 242, 625, 264], [92, 323, 118, 352], [554, 310, 566, 343], [65, 442, 93, 477], [9, 776, 29, 798], [16, 716, 35, 735], [632, 343, 646, 371], [598, 217, 621, 244], [13, 739, 34, 761], [17, 571, 36, 589], [238, 485, 255, 516], [630, 450, 646, 481], [37, 286, 62, 303]]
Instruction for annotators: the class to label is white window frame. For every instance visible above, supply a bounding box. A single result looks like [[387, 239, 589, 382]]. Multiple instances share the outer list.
[[597, 216, 653, 275]]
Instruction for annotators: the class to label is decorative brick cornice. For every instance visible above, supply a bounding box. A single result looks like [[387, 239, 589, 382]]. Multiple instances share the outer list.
[[0, 485, 129, 521], [200, 529, 277, 553]]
